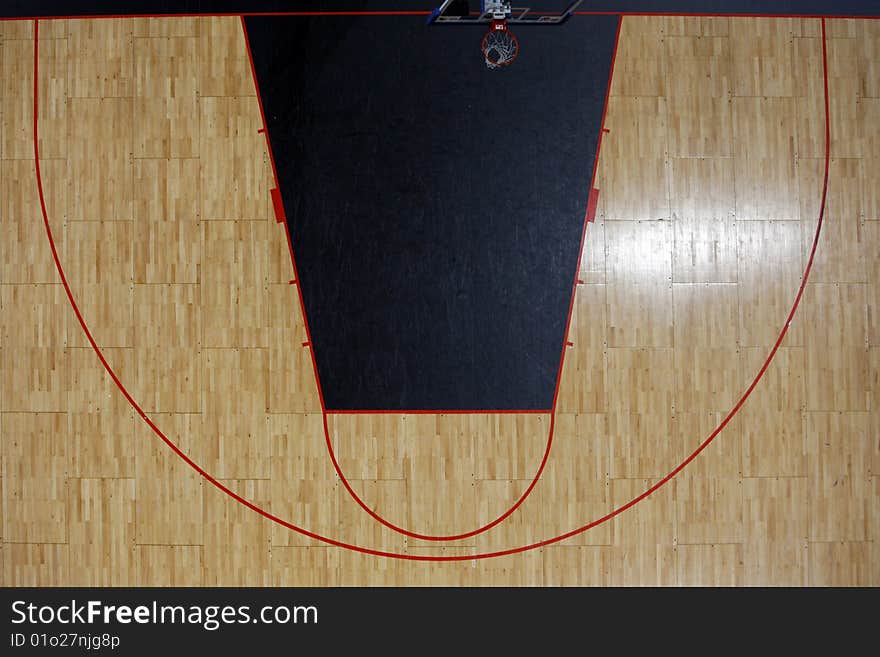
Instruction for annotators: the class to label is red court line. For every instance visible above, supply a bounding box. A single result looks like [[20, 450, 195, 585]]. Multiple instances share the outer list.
[[324, 409, 552, 415], [325, 408, 552, 414], [2, 11, 877, 21], [38, 15, 832, 560]]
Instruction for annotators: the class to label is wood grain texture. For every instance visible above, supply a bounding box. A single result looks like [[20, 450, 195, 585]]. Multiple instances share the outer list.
[[1, 15, 877, 585]]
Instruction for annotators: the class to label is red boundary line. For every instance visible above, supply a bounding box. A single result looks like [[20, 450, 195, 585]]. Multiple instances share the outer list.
[[2, 11, 878, 20], [36, 15, 832, 560]]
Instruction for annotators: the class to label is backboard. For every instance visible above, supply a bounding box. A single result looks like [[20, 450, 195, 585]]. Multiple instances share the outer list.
[[426, 0, 584, 26]]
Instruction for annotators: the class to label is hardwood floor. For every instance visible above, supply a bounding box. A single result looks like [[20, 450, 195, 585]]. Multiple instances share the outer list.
[[0, 15, 877, 585]]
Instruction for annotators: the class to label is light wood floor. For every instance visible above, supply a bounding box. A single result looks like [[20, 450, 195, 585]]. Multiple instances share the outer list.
[[0, 15, 877, 586]]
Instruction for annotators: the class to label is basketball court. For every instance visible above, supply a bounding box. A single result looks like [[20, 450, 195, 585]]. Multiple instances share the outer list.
[[1, 1, 878, 586]]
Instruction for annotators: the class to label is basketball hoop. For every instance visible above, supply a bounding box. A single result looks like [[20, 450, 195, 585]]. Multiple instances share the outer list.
[[428, 1, 584, 69], [481, 19, 518, 69]]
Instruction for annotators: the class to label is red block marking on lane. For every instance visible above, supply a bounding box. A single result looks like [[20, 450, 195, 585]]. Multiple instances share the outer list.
[[585, 188, 599, 224], [271, 187, 285, 223]]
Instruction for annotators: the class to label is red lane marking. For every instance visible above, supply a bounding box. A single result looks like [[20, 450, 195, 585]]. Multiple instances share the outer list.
[[39, 15, 832, 560], [323, 409, 551, 415], [585, 188, 600, 224], [270, 187, 285, 223], [240, 14, 574, 542]]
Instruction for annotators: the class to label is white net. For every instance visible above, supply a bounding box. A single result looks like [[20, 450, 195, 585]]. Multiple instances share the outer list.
[[482, 26, 518, 69]]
